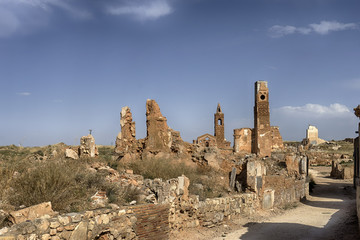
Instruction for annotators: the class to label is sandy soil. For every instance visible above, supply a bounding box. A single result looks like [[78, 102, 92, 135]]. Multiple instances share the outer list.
[[171, 166, 359, 240]]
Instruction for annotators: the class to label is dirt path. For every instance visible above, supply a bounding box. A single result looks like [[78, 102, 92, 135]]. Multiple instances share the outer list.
[[216, 167, 359, 240], [172, 166, 359, 240]]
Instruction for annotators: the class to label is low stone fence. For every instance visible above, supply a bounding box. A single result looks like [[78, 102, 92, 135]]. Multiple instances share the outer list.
[[169, 193, 259, 230], [0, 173, 308, 239], [0, 207, 137, 240]]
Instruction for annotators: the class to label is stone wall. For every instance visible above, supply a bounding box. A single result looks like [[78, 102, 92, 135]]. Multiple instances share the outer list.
[[1, 170, 308, 239], [263, 176, 308, 207], [331, 160, 354, 179], [115, 106, 137, 154], [271, 126, 284, 151], [0, 207, 137, 240], [79, 134, 98, 158], [169, 193, 259, 230], [302, 125, 326, 146], [233, 128, 252, 153]]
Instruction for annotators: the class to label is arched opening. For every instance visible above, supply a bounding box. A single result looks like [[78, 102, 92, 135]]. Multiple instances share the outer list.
[[260, 94, 266, 100], [218, 119, 222, 125]]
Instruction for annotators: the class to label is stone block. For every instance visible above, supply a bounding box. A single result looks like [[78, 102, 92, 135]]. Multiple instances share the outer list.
[[65, 148, 78, 160], [9, 202, 55, 224], [69, 222, 88, 240], [263, 189, 275, 209]]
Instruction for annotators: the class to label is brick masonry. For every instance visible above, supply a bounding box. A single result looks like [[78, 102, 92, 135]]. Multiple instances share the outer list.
[[131, 204, 169, 240]]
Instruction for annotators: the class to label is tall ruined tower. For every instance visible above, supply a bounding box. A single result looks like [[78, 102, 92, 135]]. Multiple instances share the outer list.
[[253, 81, 272, 157], [214, 103, 226, 148]]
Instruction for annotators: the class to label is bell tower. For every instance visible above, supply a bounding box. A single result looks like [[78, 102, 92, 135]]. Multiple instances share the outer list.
[[214, 103, 225, 147], [253, 81, 272, 157]]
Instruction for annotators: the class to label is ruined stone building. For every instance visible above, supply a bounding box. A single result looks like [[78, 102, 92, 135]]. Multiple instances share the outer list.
[[302, 125, 326, 146], [79, 134, 98, 157], [115, 81, 283, 160], [115, 106, 136, 154], [193, 103, 231, 149], [233, 81, 283, 157], [194, 134, 217, 148], [115, 99, 189, 159], [353, 105, 360, 228]]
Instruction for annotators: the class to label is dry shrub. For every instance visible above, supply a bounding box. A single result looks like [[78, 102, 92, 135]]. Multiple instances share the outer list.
[[188, 165, 228, 200], [8, 160, 88, 212], [122, 157, 227, 201], [107, 185, 141, 206], [126, 157, 196, 180]]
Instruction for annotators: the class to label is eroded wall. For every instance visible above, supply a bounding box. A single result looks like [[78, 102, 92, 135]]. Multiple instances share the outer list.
[[233, 128, 253, 153]]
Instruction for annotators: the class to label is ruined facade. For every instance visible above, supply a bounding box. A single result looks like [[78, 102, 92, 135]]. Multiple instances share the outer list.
[[353, 105, 360, 228], [233, 128, 253, 153], [194, 103, 231, 149], [302, 125, 326, 146], [233, 81, 283, 156], [271, 126, 284, 150], [194, 134, 217, 147], [145, 99, 172, 153], [115, 99, 189, 159], [115, 106, 136, 154], [79, 134, 98, 157]]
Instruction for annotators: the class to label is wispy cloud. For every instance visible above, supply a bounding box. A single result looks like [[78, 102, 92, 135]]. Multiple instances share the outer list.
[[0, 0, 91, 37], [16, 92, 31, 96], [275, 103, 350, 117], [106, 0, 173, 21], [269, 21, 358, 38], [272, 103, 357, 141], [310, 21, 357, 35]]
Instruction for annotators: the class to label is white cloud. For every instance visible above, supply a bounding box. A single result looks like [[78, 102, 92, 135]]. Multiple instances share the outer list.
[[268, 25, 297, 37], [16, 92, 31, 96], [272, 103, 357, 141], [0, 0, 91, 37], [107, 0, 173, 21], [309, 21, 357, 35], [297, 27, 312, 35], [269, 20, 358, 38], [276, 103, 350, 117]]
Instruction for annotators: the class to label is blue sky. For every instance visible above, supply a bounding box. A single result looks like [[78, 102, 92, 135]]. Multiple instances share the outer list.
[[0, 0, 359, 146]]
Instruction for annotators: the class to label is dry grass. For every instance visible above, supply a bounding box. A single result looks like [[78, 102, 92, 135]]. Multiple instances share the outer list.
[[1, 155, 140, 212], [8, 160, 89, 212], [124, 157, 196, 180], [119, 157, 228, 201]]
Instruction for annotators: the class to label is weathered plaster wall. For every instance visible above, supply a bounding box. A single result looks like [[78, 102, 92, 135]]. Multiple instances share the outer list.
[[233, 128, 253, 153]]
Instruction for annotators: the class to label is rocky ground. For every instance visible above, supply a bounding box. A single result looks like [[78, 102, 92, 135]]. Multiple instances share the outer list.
[[171, 166, 359, 240]]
